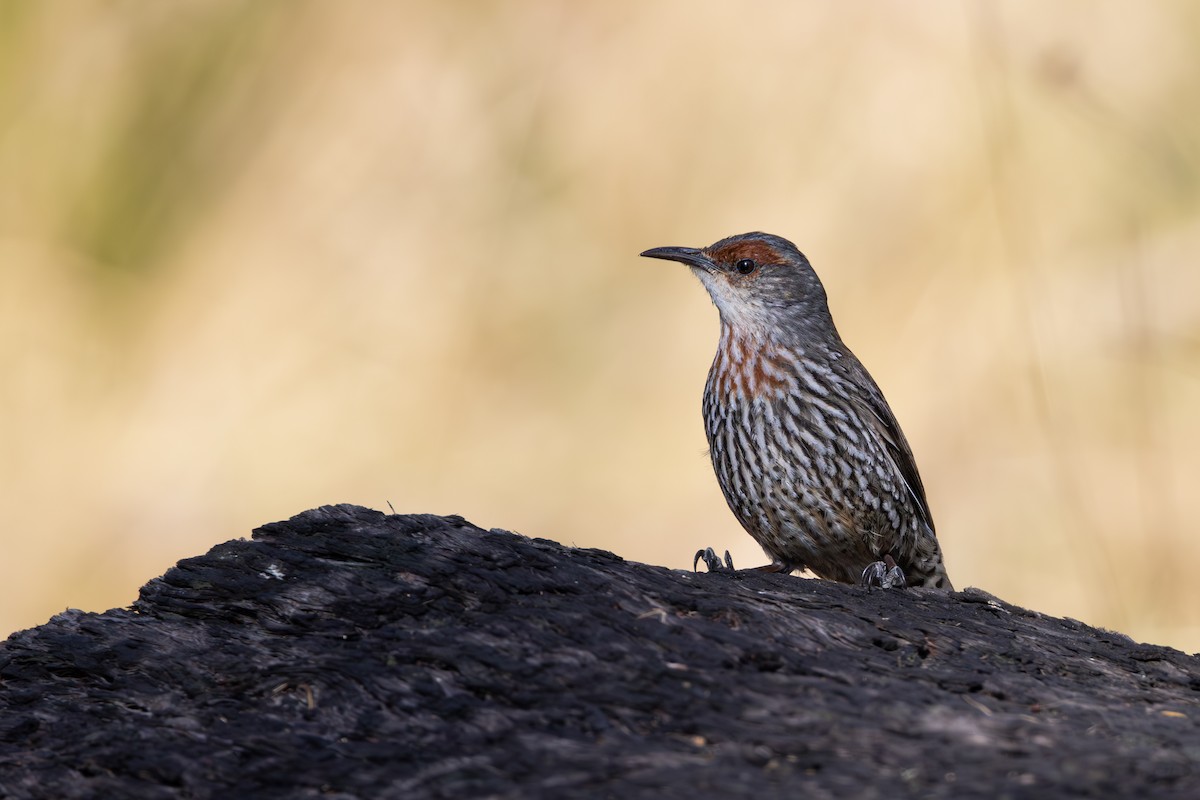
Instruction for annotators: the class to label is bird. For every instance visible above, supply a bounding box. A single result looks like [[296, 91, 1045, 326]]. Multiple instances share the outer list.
[[641, 232, 952, 590]]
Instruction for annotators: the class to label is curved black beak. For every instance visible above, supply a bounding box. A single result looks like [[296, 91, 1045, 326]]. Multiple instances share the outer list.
[[639, 246, 714, 271]]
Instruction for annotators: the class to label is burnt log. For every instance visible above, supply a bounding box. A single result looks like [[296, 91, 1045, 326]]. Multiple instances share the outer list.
[[1, 504, 1198, 798]]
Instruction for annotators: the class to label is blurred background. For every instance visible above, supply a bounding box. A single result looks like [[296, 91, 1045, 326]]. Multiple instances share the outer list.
[[2, 1, 1199, 652]]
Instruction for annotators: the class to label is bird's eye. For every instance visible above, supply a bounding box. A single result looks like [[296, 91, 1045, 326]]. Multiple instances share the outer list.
[[734, 258, 757, 275]]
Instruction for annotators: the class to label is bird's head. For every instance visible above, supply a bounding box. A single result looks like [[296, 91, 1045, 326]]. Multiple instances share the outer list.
[[641, 232, 834, 338]]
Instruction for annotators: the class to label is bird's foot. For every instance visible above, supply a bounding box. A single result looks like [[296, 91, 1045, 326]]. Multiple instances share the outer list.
[[861, 554, 907, 589], [693, 549, 798, 575], [693, 547, 735, 573]]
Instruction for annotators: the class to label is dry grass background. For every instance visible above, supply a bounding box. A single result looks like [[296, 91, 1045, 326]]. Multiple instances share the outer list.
[[2, 1, 1199, 652]]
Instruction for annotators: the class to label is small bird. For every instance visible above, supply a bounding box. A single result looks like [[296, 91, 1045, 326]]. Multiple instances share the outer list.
[[641, 232, 952, 590]]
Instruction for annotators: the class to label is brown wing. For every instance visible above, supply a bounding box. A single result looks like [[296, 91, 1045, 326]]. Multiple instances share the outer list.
[[850, 387, 935, 535]]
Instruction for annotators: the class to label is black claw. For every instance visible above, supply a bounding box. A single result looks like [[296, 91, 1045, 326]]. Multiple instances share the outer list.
[[861, 561, 887, 588], [861, 556, 908, 590], [693, 547, 735, 573], [882, 565, 907, 589]]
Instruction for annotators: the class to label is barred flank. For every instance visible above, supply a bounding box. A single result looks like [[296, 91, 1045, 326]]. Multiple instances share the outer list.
[[703, 325, 952, 589]]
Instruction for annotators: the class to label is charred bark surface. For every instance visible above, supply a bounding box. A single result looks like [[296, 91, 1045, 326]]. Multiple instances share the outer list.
[[1, 505, 1198, 798]]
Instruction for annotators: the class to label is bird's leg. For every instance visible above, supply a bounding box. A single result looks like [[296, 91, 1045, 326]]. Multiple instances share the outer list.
[[693, 549, 797, 575], [750, 561, 795, 574], [861, 554, 907, 589], [693, 547, 735, 572]]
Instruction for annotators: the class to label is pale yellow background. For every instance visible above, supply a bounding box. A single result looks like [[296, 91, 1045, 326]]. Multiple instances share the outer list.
[[3, 2, 1198, 652]]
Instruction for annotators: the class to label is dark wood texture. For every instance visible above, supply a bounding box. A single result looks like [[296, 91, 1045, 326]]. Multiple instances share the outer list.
[[1, 505, 1198, 798]]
